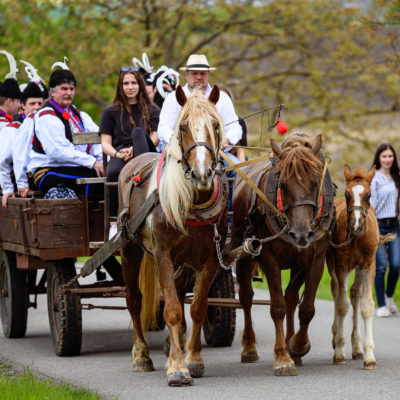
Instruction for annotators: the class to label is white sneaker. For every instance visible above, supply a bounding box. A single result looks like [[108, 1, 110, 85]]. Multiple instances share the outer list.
[[385, 296, 399, 314], [376, 306, 391, 317], [109, 224, 118, 240]]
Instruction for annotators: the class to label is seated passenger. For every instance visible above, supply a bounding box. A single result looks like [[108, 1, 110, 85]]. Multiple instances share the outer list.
[[99, 66, 160, 235], [28, 65, 104, 199], [0, 81, 44, 206]]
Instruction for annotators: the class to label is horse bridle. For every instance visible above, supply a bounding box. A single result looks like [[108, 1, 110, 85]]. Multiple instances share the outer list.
[[177, 122, 223, 178], [277, 181, 323, 229]]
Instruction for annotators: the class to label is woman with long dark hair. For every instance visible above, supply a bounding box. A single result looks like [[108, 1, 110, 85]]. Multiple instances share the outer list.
[[371, 143, 400, 317], [100, 67, 160, 235]]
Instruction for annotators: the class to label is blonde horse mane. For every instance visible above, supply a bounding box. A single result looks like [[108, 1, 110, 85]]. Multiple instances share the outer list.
[[154, 90, 224, 233]]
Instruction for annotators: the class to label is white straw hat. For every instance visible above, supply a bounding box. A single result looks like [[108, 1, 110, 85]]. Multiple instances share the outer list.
[[179, 54, 216, 71]]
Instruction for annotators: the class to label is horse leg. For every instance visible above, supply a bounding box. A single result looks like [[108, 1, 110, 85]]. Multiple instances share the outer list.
[[185, 260, 218, 378], [350, 270, 363, 361], [331, 269, 350, 365], [358, 265, 377, 369], [121, 243, 154, 372], [284, 268, 306, 365], [287, 256, 324, 363], [264, 258, 297, 376], [237, 257, 259, 363], [156, 252, 192, 386]]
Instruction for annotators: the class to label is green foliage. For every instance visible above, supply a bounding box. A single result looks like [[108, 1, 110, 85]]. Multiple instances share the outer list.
[[0, 369, 101, 400]]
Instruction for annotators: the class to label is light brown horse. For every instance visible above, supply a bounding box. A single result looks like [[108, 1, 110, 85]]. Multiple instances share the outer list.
[[118, 86, 228, 386], [326, 164, 379, 369], [226, 133, 335, 376]]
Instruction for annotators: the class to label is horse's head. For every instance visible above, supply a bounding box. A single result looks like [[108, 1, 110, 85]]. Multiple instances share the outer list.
[[271, 134, 324, 248], [343, 164, 375, 236], [174, 85, 223, 190]]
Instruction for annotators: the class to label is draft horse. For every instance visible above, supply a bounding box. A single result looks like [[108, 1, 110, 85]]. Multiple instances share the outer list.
[[118, 86, 228, 386], [326, 164, 379, 369], [227, 133, 335, 376]]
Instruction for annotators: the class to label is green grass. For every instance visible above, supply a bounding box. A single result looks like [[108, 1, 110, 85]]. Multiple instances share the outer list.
[[0, 369, 102, 400], [253, 266, 400, 309]]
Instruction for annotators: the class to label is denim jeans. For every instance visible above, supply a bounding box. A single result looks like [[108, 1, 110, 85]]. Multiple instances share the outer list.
[[375, 219, 400, 307], [223, 152, 240, 227]]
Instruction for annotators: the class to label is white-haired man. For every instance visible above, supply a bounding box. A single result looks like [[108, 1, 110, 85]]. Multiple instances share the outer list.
[[28, 68, 104, 198]]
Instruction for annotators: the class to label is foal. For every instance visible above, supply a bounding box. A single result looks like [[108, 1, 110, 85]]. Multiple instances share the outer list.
[[327, 164, 379, 369]]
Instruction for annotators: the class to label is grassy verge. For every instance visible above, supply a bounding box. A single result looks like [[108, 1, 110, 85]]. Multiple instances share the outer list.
[[0, 364, 102, 400], [253, 266, 400, 309]]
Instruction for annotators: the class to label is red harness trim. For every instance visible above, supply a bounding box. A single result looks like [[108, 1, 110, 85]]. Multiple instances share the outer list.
[[157, 150, 220, 226], [156, 150, 167, 189]]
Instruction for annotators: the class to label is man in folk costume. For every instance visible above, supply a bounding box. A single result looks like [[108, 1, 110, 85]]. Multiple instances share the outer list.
[[28, 59, 104, 199], [11, 61, 50, 202], [0, 50, 21, 131], [157, 54, 242, 151], [0, 81, 44, 206]]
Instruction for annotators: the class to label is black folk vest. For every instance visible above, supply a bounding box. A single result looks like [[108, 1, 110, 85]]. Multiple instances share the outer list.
[[32, 101, 83, 154]]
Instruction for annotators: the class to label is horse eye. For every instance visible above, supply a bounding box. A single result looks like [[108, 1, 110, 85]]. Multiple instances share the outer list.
[[364, 192, 371, 201]]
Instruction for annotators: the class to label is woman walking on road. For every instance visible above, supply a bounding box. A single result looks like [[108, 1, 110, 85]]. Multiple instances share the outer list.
[[371, 143, 400, 317]]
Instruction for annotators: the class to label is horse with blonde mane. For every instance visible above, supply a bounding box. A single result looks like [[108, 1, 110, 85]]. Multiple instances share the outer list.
[[118, 85, 228, 386]]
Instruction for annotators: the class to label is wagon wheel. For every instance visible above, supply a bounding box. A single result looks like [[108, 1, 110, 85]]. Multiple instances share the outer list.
[[0, 250, 28, 338], [46, 259, 82, 356], [203, 269, 236, 347]]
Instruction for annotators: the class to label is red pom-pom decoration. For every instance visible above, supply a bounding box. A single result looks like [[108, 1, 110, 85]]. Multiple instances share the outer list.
[[131, 175, 141, 182], [277, 120, 288, 135], [62, 112, 70, 120]]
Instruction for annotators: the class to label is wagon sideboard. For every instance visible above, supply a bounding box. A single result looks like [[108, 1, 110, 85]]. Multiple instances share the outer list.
[[0, 197, 91, 260]]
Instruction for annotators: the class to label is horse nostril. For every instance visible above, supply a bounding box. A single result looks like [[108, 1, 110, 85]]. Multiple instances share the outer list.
[[289, 231, 296, 240], [307, 231, 314, 240], [207, 168, 213, 177], [191, 170, 198, 180]]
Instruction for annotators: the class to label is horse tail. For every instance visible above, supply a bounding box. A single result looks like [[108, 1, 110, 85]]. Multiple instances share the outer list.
[[379, 233, 397, 244], [138, 253, 160, 332]]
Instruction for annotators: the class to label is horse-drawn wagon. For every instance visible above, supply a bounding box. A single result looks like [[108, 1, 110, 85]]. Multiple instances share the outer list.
[[0, 125, 239, 359]]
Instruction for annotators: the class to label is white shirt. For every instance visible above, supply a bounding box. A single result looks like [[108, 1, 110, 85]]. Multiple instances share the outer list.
[[12, 113, 35, 189], [370, 170, 399, 219], [157, 83, 242, 148], [28, 105, 102, 172], [0, 119, 22, 194]]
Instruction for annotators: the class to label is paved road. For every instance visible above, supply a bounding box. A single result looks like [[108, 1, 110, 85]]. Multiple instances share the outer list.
[[1, 274, 400, 400]]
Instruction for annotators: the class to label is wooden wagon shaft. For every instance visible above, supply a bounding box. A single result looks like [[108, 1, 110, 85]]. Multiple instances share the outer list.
[[79, 298, 271, 310], [80, 190, 159, 277]]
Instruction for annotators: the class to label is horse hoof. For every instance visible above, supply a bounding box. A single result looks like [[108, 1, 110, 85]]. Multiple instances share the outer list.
[[364, 361, 376, 370], [133, 359, 155, 372], [167, 370, 193, 386], [352, 352, 363, 360], [241, 352, 259, 363], [187, 363, 205, 378], [288, 338, 311, 359], [292, 356, 302, 366], [333, 357, 345, 365], [274, 364, 298, 376]]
